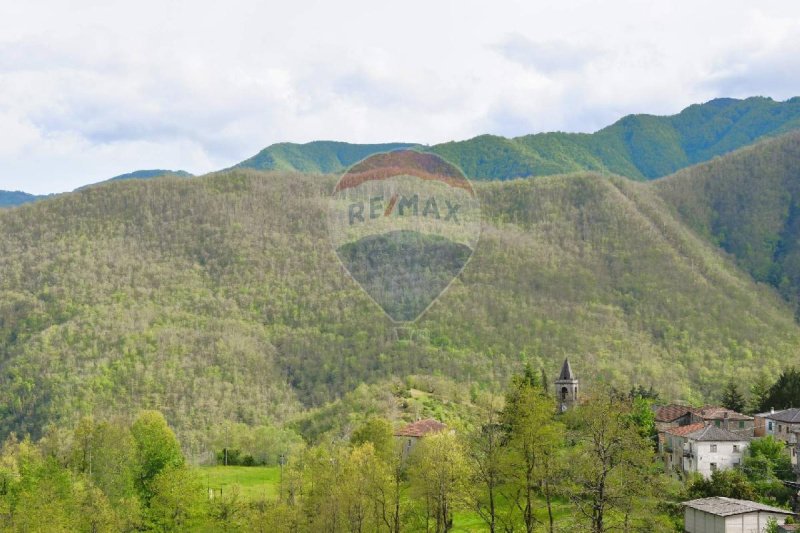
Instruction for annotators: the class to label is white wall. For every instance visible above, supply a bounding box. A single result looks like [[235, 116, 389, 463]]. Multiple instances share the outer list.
[[684, 440, 749, 479], [685, 508, 790, 533], [725, 511, 789, 532]]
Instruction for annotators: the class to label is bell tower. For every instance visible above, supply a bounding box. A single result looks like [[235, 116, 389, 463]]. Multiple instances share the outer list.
[[555, 358, 578, 412]]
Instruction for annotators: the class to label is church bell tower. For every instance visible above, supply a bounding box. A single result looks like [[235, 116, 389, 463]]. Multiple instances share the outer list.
[[555, 358, 578, 412]]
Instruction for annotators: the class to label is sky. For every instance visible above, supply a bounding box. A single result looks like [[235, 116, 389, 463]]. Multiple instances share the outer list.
[[2, 0, 800, 194]]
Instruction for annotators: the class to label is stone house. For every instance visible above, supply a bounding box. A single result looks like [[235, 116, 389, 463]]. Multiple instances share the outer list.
[[681, 425, 750, 479], [763, 408, 800, 444], [394, 418, 448, 459], [692, 407, 755, 438], [661, 422, 705, 477]]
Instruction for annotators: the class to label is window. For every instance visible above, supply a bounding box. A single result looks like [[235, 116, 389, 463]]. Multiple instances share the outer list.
[[732, 444, 739, 453], [714, 420, 721, 427], [779, 424, 783, 433], [739, 421, 745, 429], [710, 444, 718, 452], [769, 421, 774, 431]]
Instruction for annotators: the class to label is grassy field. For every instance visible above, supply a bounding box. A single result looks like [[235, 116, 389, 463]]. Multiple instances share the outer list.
[[197, 465, 575, 532], [198, 465, 281, 501]]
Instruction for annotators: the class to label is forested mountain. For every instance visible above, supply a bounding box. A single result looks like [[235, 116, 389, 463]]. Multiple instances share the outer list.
[[1, 170, 192, 208], [236, 97, 800, 181], [0, 190, 44, 208], [108, 169, 193, 182], [2, 137, 800, 453], [655, 131, 800, 315], [6, 97, 799, 205], [235, 141, 420, 173], [78, 169, 194, 190]]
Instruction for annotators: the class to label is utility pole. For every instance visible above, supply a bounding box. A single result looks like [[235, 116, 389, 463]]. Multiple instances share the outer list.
[[279, 453, 286, 501]]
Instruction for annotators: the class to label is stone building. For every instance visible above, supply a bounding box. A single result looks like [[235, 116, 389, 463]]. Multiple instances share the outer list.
[[554, 358, 578, 412]]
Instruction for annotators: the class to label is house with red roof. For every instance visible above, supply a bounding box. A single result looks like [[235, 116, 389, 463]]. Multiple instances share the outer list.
[[394, 418, 448, 459]]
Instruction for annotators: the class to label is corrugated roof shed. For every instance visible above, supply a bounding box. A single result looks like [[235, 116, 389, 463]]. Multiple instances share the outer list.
[[683, 497, 791, 517]]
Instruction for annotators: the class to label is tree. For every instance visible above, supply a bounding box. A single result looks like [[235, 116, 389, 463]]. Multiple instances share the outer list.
[[688, 469, 756, 500], [70, 418, 137, 504], [467, 405, 506, 533], [9, 454, 79, 532], [408, 431, 470, 533], [766, 517, 780, 533], [749, 373, 771, 414], [130, 411, 185, 501], [760, 368, 800, 412], [742, 436, 794, 504], [364, 441, 405, 533], [351, 417, 395, 462], [721, 380, 746, 413], [564, 394, 665, 533], [146, 466, 206, 531], [501, 378, 564, 533]]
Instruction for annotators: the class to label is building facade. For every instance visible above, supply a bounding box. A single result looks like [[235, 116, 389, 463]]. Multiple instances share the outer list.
[[681, 426, 750, 479]]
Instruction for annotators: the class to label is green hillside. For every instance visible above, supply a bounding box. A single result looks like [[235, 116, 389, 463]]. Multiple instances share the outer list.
[[78, 169, 194, 190], [655, 130, 800, 315], [107, 169, 193, 182], [235, 141, 419, 173], [236, 97, 800, 181], [1, 150, 799, 452]]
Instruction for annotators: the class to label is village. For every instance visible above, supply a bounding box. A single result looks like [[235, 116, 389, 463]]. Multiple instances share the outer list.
[[389, 360, 800, 533]]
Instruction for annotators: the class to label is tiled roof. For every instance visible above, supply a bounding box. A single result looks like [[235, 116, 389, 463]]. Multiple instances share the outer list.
[[695, 406, 753, 421], [654, 404, 693, 422], [683, 497, 791, 516], [767, 408, 800, 423], [394, 418, 447, 438], [685, 425, 750, 442], [664, 422, 705, 437]]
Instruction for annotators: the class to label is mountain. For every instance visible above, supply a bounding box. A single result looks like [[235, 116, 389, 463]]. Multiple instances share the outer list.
[[655, 130, 800, 315], [235, 141, 419, 174], [78, 169, 193, 189], [1, 143, 799, 449], [108, 169, 193, 182], [236, 97, 800, 181], [0, 190, 44, 208], [1, 170, 192, 208]]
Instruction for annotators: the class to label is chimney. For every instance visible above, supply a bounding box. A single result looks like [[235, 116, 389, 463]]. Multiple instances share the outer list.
[[724, 411, 729, 430], [771, 407, 775, 414]]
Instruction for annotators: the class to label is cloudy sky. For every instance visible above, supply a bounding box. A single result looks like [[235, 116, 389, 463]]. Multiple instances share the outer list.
[[2, 0, 799, 194]]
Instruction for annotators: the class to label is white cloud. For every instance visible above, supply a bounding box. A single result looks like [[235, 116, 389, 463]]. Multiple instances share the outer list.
[[494, 34, 604, 73], [0, 0, 799, 193]]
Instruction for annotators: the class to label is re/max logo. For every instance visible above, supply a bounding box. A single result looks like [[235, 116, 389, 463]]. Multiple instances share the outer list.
[[348, 194, 461, 225]]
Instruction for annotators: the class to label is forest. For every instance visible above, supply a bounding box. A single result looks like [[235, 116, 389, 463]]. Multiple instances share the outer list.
[[2, 367, 799, 532], [3, 134, 800, 456]]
